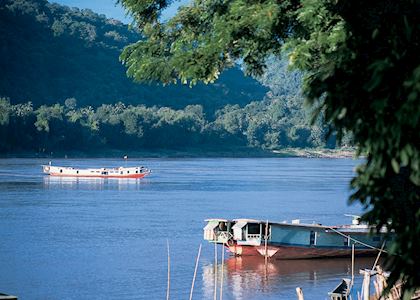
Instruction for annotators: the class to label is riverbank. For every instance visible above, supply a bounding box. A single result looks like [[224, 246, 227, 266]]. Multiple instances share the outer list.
[[0, 147, 357, 159], [272, 147, 357, 158]]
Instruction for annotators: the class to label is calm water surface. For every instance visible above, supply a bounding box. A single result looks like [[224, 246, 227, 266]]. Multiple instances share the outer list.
[[0, 158, 373, 300]]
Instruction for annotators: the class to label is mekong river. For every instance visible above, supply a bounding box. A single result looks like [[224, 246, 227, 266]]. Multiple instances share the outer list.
[[0, 157, 375, 299]]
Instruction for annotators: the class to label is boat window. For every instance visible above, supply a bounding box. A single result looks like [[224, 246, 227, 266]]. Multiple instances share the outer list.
[[247, 223, 260, 235], [120, 171, 123, 175], [136, 171, 138, 174], [310, 231, 316, 246], [76, 171, 79, 174], [127, 171, 129, 174], [60, 169, 62, 173]]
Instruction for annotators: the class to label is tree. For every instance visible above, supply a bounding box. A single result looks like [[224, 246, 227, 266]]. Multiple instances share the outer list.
[[120, 0, 420, 295], [0, 97, 11, 125], [34, 104, 64, 132]]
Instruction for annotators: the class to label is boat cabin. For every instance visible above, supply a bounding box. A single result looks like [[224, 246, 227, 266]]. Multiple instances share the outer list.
[[203, 219, 233, 244], [203, 219, 271, 246], [232, 219, 269, 246]]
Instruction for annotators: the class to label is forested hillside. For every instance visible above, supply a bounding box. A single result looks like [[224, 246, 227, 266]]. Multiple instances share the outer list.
[[0, 0, 267, 113], [0, 95, 337, 155], [0, 0, 344, 155]]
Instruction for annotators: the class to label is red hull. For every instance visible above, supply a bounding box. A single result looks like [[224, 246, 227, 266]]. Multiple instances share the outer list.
[[48, 173, 149, 179], [227, 244, 377, 259]]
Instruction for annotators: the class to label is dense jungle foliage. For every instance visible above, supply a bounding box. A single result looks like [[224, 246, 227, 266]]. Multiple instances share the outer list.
[[0, 95, 335, 154], [0, 0, 267, 113]]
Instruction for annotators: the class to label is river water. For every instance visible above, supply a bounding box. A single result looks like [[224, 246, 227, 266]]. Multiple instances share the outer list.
[[0, 158, 375, 300]]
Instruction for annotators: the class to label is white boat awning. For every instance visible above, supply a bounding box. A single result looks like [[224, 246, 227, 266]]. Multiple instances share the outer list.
[[204, 221, 220, 231], [232, 221, 247, 230]]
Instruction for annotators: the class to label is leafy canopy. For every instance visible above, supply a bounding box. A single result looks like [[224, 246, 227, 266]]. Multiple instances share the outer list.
[[0, 98, 328, 153], [120, 0, 420, 295]]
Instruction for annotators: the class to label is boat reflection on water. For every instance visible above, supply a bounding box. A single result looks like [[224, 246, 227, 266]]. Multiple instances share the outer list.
[[202, 254, 377, 300], [43, 175, 149, 190]]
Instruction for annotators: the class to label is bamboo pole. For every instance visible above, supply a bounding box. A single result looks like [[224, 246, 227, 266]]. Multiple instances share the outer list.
[[361, 270, 370, 300], [214, 242, 218, 300], [219, 243, 225, 300], [166, 239, 170, 300], [371, 242, 386, 272], [373, 280, 380, 299], [264, 220, 269, 266], [189, 244, 202, 300], [296, 287, 304, 300], [376, 266, 386, 297], [351, 243, 355, 285]]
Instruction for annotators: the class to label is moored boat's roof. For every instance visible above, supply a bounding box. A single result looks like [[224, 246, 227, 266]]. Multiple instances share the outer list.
[[205, 218, 341, 229], [204, 218, 230, 222], [232, 218, 263, 223], [204, 218, 388, 234], [232, 218, 331, 228]]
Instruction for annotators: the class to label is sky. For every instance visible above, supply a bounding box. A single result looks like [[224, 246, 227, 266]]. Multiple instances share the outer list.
[[52, 0, 188, 23]]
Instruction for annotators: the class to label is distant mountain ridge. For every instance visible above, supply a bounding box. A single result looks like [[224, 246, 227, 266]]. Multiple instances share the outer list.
[[0, 0, 268, 112]]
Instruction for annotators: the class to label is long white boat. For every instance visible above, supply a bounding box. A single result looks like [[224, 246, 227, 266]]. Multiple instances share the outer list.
[[42, 164, 151, 179]]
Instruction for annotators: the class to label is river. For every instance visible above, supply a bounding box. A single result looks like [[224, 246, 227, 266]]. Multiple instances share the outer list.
[[0, 157, 374, 299]]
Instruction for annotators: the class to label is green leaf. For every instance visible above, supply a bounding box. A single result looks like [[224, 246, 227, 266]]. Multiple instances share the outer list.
[[391, 159, 400, 174]]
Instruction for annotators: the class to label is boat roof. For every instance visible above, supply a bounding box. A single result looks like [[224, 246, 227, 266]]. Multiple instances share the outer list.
[[205, 218, 338, 229], [204, 219, 230, 222], [203, 218, 386, 232], [233, 218, 263, 223]]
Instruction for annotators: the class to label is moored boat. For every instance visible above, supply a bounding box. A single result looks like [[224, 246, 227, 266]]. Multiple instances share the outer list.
[[42, 164, 151, 179], [203, 217, 392, 259]]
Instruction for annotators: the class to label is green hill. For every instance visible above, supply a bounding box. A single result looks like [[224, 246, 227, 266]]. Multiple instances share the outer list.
[[0, 0, 267, 113], [0, 0, 342, 156]]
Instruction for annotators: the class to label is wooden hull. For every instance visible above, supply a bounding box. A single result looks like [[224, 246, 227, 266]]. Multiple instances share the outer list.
[[227, 244, 377, 259], [48, 172, 149, 179]]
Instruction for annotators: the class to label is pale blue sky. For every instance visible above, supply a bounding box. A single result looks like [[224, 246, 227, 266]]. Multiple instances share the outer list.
[[52, 0, 187, 23]]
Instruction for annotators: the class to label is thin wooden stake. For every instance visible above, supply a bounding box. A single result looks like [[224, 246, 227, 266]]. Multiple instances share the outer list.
[[374, 280, 380, 299], [361, 270, 370, 300], [371, 241, 386, 272], [166, 239, 170, 300], [213, 243, 218, 300], [264, 220, 269, 265], [264, 220, 269, 280], [189, 244, 202, 300], [296, 287, 304, 300], [219, 243, 225, 300], [351, 243, 355, 285]]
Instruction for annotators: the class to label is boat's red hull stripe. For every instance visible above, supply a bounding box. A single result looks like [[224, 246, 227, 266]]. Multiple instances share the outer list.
[[227, 244, 377, 259], [48, 173, 149, 179]]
